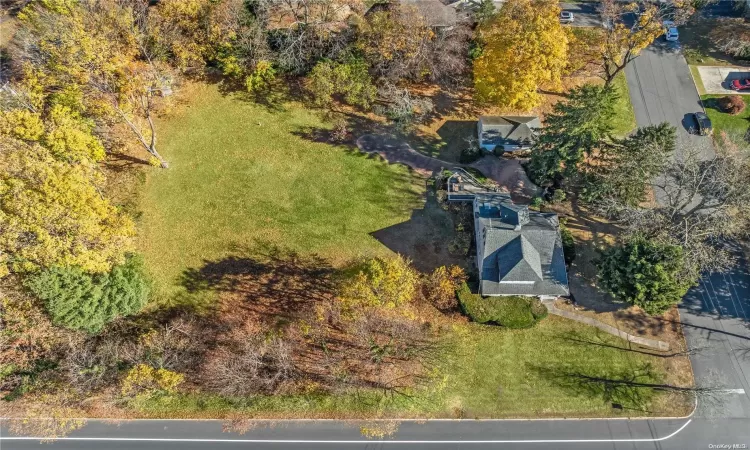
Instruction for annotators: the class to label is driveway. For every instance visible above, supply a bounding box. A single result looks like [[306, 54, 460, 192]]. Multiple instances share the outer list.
[[625, 40, 750, 420], [697, 66, 750, 95], [357, 134, 539, 201]]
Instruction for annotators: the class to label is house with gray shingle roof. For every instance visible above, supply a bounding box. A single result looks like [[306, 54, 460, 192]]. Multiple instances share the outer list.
[[477, 116, 541, 152], [446, 171, 569, 299], [473, 193, 569, 298], [367, 0, 459, 29]]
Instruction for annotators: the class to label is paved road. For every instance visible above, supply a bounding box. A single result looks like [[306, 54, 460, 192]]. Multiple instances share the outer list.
[[2, 417, 750, 449], [560, 2, 602, 28], [625, 34, 750, 426]]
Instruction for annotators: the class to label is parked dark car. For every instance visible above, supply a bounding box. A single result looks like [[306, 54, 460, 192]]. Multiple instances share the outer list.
[[692, 112, 712, 136], [730, 79, 750, 91]]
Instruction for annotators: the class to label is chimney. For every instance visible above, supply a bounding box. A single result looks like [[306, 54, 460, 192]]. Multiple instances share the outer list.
[[515, 206, 530, 230]]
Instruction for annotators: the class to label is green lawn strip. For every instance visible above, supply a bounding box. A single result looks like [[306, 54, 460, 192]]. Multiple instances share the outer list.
[[133, 316, 668, 419], [611, 72, 637, 137], [138, 83, 425, 305], [689, 65, 707, 95], [701, 94, 750, 137]]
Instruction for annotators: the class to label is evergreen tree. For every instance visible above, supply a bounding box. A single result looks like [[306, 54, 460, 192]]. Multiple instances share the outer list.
[[597, 236, 694, 315], [527, 84, 617, 185], [26, 255, 150, 333], [582, 123, 676, 207]]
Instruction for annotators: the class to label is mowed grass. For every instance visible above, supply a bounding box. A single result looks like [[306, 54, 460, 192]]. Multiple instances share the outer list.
[[611, 72, 637, 137], [138, 83, 424, 304], [702, 94, 750, 137], [134, 316, 676, 419]]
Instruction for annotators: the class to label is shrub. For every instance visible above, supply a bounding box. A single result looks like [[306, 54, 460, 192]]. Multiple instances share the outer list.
[[121, 364, 184, 397], [26, 255, 150, 333], [339, 255, 420, 316], [559, 221, 576, 265], [424, 265, 467, 310], [456, 282, 546, 328], [530, 196, 544, 210], [551, 188, 566, 204], [717, 95, 746, 115], [460, 145, 482, 164]]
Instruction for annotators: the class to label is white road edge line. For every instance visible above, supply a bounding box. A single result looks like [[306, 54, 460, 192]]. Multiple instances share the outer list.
[[0, 419, 693, 444], [722, 389, 746, 394]]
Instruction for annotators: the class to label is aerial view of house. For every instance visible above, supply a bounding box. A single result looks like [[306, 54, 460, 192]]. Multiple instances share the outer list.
[[1, 0, 748, 447], [477, 115, 541, 152]]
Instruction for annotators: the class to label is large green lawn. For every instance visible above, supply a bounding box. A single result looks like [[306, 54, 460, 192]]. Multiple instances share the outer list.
[[132, 82, 683, 419], [134, 316, 681, 418], [702, 94, 750, 137], [138, 83, 424, 304]]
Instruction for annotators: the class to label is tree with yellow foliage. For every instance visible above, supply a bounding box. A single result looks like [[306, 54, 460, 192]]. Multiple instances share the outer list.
[[473, 0, 568, 111], [599, 0, 693, 85], [339, 255, 420, 318], [14, 0, 171, 167], [0, 136, 134, 275]]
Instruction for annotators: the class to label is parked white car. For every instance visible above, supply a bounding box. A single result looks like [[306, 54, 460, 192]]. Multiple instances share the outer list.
[[663, 21, 679, 41], [559, 11, 574, 24]]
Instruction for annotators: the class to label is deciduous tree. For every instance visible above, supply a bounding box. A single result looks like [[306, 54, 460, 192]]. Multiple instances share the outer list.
[[473, 0, 568, 110], [308, 57, 376, 108], [709, 17, 750, 60], [599, 0, 693, 84], [602, 133, 750, 277], [0, 136, 134, 275], [339, 255, 420, 316]]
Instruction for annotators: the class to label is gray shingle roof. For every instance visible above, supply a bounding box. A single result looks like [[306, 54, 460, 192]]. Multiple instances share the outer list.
[[498, 235, 543, 282], [368, 1, 459, 28], [474, 193, 569, 297], [479, 116, 541, 147]]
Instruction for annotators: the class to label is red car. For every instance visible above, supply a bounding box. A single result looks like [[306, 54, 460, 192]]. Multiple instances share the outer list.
[[731, 79, 750, 91]]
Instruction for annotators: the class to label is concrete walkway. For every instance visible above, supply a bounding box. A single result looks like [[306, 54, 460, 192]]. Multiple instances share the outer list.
[[356, 134, 539, 201], [543, 300, 671, 351]]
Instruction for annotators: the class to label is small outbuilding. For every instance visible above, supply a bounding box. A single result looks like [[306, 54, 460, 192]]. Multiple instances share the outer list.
[[477, 116, 541, 152]]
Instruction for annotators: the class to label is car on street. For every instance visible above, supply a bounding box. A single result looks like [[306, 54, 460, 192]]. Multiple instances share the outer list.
[[663, 21, 679, 41], [730, 78, 750, 91], [692, 112, 712, 136], [559, 11, 574, 23]]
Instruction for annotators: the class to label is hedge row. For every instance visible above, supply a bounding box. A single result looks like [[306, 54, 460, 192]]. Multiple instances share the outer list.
[[456, 282, 548, 328]]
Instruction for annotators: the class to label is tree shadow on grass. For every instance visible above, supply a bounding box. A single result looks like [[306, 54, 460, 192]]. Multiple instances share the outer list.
[[184, 70, 298, 114], [530, 362, 679, 413], [178, 245, 338, 325], [370, 180, 473, 273], [175, 244, 441, 394], [557, 329, 685, 359]]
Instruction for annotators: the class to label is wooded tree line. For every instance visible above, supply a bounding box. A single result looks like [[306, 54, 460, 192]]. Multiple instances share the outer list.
[[1, 251, 466, 428], [527, 83, 750, 315]]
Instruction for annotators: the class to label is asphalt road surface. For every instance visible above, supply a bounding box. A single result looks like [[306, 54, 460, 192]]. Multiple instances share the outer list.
[[560, 2, 602, 28], [3, 417, 750, 450], [625, 35, 750, 425]]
